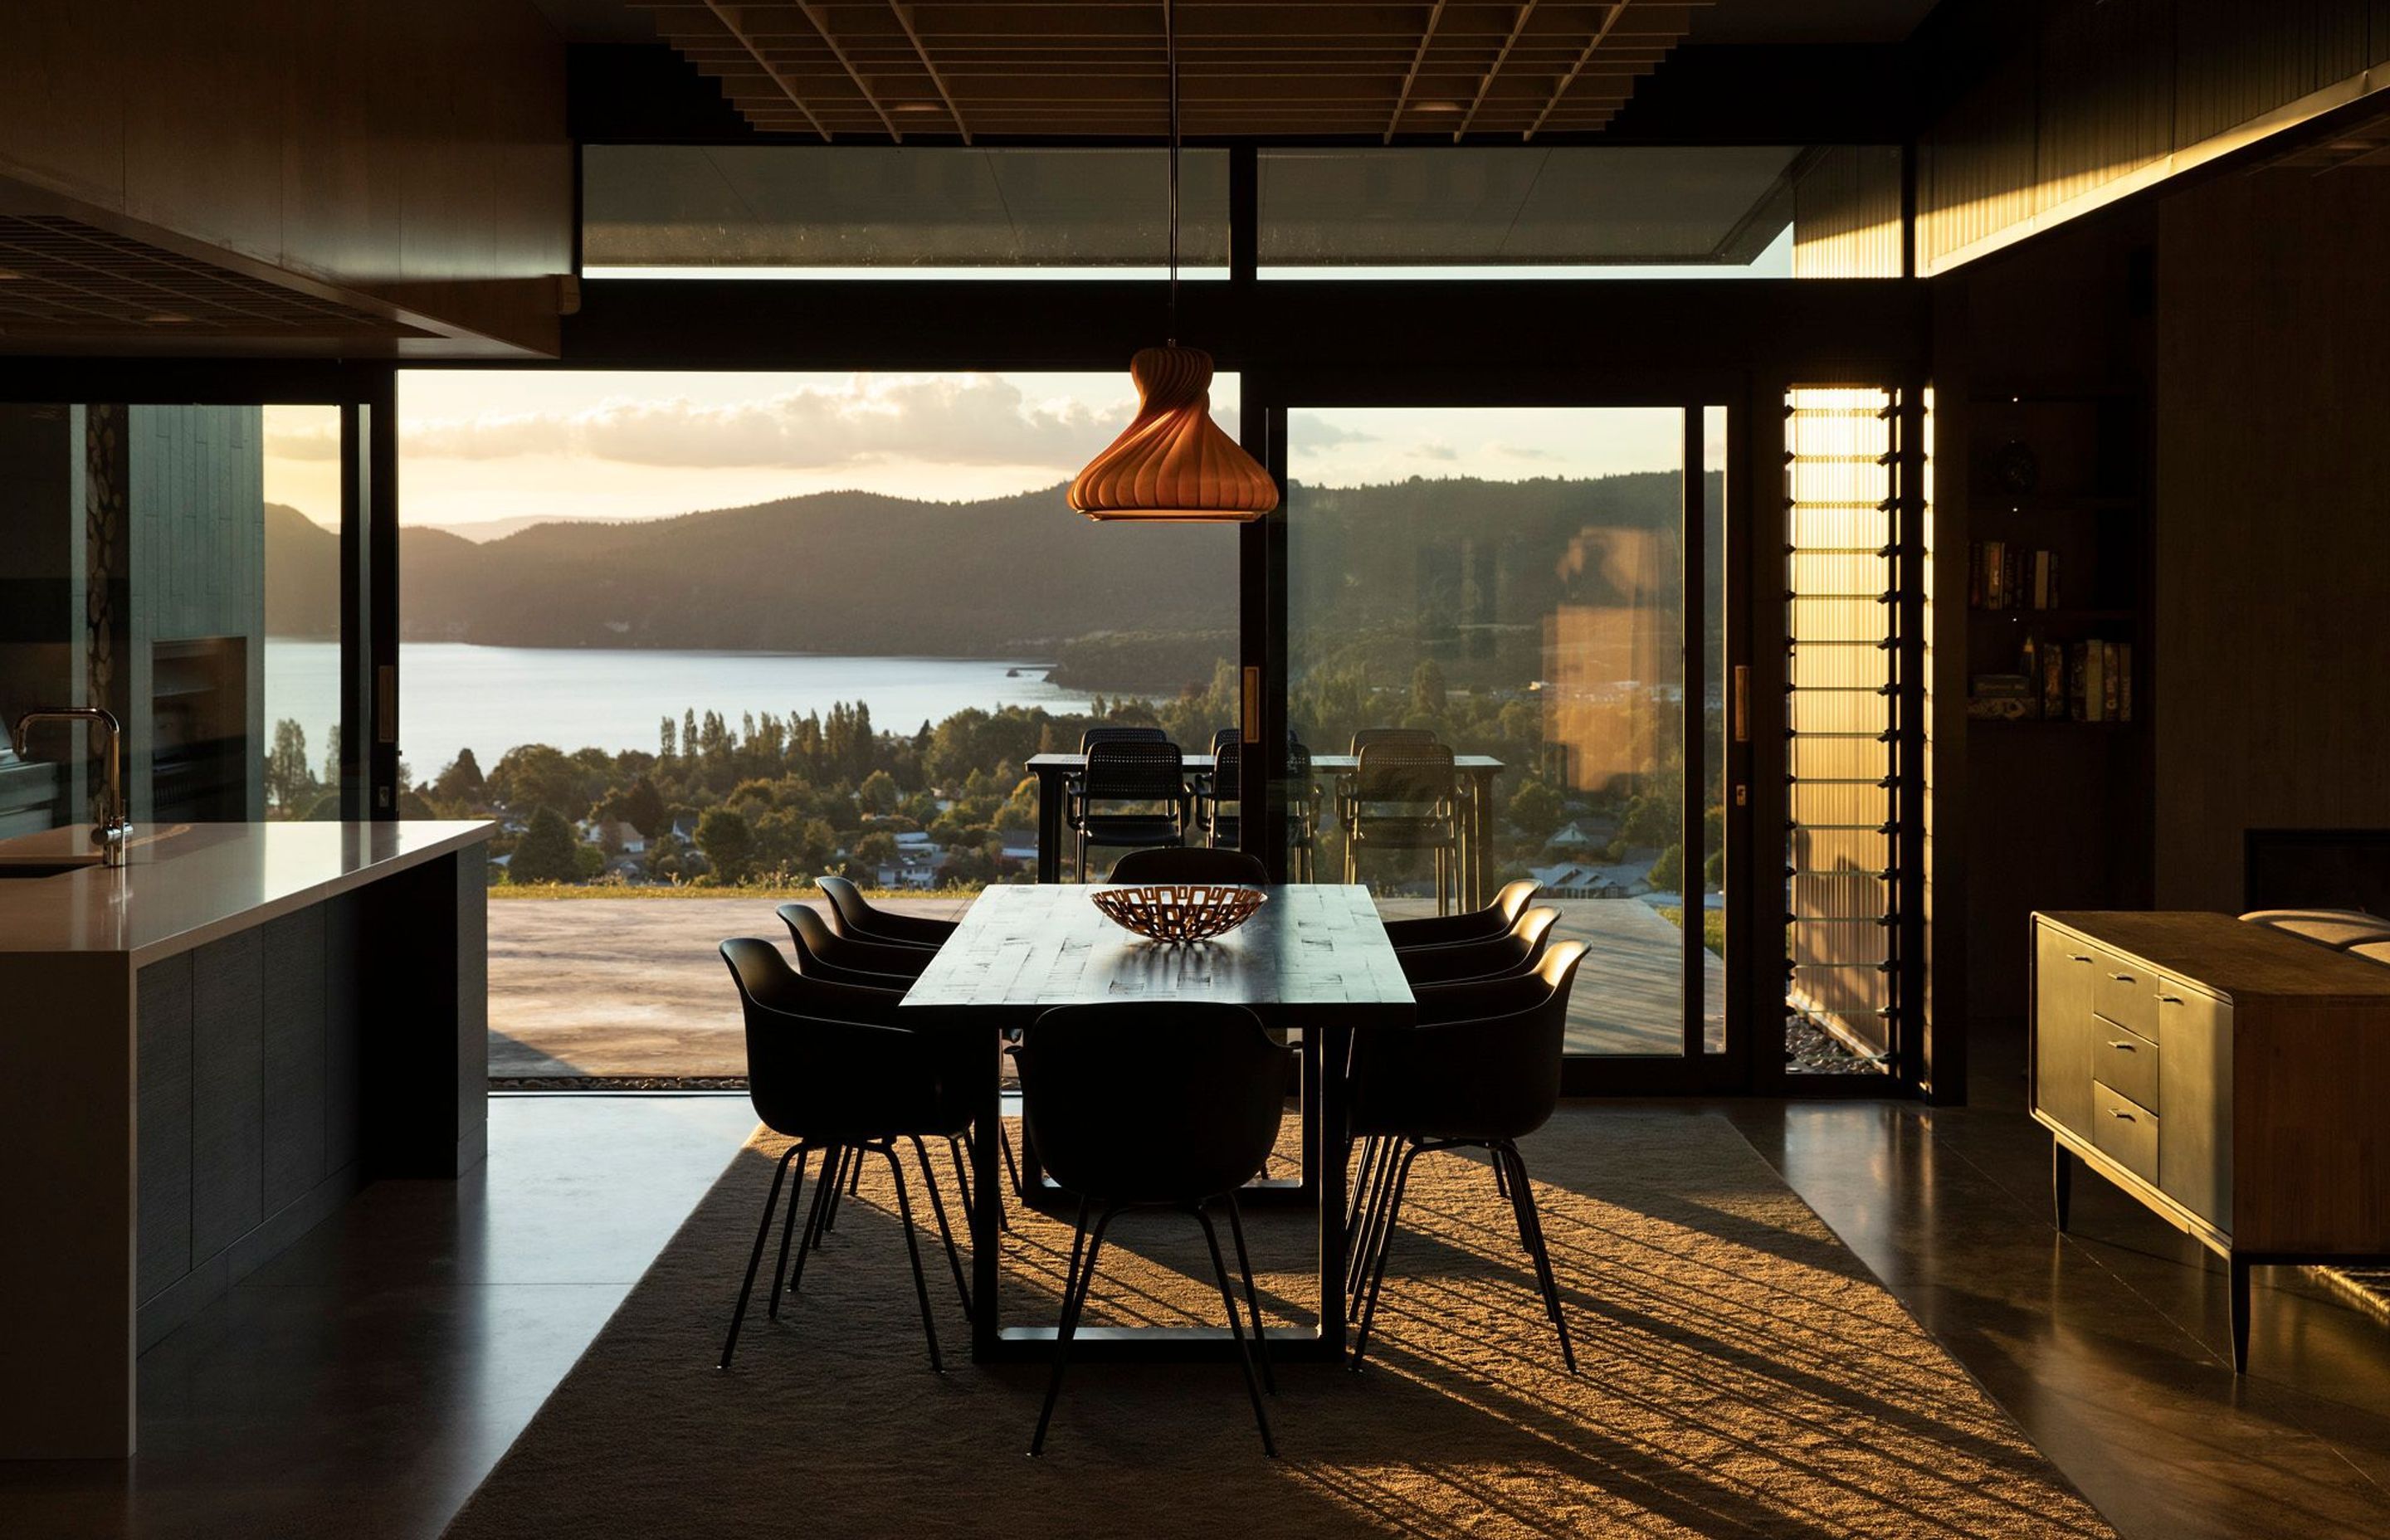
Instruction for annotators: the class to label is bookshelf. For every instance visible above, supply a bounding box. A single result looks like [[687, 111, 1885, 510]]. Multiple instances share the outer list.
[[1963, 391, 2144, 728]]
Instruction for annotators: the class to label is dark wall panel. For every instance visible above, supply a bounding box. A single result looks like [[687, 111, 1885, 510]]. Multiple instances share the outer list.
[[189, 927, 262, 1265], [325, 891, 363, 1173], [134, 952, 192, 1304], [261, 904, 328, 1214]]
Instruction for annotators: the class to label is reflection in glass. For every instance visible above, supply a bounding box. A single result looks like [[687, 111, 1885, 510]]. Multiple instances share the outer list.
[[1285, 407, 1700, 1056]]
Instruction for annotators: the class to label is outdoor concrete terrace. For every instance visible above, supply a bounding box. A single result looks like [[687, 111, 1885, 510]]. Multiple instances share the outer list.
[[487, 892, 1724, 1079]]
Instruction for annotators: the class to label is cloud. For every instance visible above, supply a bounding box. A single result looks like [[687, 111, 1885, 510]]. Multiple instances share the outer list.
[[1494, 442, 1564, 462], [1287, 412, 1378, 450], [356, 375, 1145, 472], [266, 421, 344, 461], [1411, 441, 1460, 462]]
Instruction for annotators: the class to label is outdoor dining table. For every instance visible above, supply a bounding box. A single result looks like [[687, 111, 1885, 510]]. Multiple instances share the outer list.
[[899, 881, 1417, 1365], [1025, 750, 1509, 908]]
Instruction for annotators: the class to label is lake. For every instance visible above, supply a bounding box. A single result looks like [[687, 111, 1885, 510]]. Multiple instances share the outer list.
[[262, 640, 1095, 777]]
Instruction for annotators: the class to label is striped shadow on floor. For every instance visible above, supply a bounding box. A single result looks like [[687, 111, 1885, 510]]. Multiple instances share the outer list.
[[442, 1108, 2116, 1539]]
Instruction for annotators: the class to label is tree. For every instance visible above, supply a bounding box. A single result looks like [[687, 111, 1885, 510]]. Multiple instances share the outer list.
[[265, 719, 316, 814], [432, 747, 487, 807], [1647, 841, 1684, 894], [857, 768, 900, 816], [1505, 780, 1565, 845], [598, 775, 666, 839], [487, 743, 588, 821], [509, 807, 583, 885], [1411, 658, 1449, 717], [696, 807, 758, 885], [320, 724, 343, 789]]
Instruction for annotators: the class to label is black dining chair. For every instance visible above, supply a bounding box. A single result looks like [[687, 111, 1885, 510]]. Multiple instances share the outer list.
[[1349, 726, 1440, 755], [1396, 905, 1560, 987], [1385, 880, 1544, 951], [1015, 1001, 1288, 1457], [1345, 940, 1590, 1373], [817, 874, 958, 949], [1108, 846, 1271, 885], [1068, 738, 1190, 880], [1080, 725, 1171, 753], [715, 939, 975, 1373], [1203, 740, 1244, 849], [1191, 727, 1241, 827], [1343, 739, 1461, 913], [778, 938, 1026, 1230], [778, 903, 933, 982], [1286, 739, 1322, 883]]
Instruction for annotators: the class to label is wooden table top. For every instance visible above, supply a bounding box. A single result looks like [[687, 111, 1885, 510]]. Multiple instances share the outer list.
[[2039, 910, 2390, 1004], [899, 883, 1416, 1026], [1027, 753, 1505, 772]]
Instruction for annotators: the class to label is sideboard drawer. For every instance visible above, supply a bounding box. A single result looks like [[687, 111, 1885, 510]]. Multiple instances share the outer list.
[[2091, 1082, 2160, 1185], [2095, 952, 2158, 1039], [2094, 1021, 2160, 1111]]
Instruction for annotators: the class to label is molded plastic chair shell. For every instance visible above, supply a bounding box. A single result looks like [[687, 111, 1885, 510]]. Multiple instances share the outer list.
[[1014, 1001, 1288, 1206], [1384, 880, 1543, 950], [1351, 941, 1589, 1144], [818, 874, 957, 948], [1397, 906, 1561, 987], [779, 903, 932, 986]]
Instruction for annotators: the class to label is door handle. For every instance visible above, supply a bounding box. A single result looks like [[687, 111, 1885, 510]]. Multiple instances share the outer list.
[[1733, 665, 1750, 743]]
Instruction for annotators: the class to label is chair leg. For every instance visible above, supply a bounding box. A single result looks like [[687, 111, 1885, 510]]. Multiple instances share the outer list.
[[1353, 1140, 1424, 1369], [817, 1145, 846, 1238], [1350, 1131, 1404, 1298], [879, 1143, 944, 1374], [949, 1133, 976, 1231], [765, 1146, 813, 1322], [910, 1134, 973, 1322], [1000, 1118, 1025, 1204], [1499, 1142, 1577, 1374], [787, 1144, 841, 1296], [1221, 1192, 1274, 1395], [1344, 1135, 1380, 1257], [1031, 1201, 1110, 1456], [719, 1143, 802, 1369], [1491, 1148, 1510, 1201], [1194, 1204, 1279, 1456]]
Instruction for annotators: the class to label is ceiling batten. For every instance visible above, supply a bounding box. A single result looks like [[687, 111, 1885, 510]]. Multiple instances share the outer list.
[[632, 2, 1711, 141]]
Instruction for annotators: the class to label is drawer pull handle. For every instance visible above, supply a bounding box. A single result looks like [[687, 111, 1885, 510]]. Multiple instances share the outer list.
[[2068, 954, 2093, 963], [2105, 1040, 2138, 1052], [2158, 995, 2184, 1005], [2107, 972, 2135, 983], [2109, 1109, 2136, 1122]]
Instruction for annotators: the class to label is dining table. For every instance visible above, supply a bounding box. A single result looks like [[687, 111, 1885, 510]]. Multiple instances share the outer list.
[[899, 881, 1416, 1364], [1024, 750, 1509, 908]]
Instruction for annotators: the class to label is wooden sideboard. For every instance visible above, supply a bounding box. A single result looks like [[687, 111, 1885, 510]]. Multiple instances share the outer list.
[[2032, 910, 2390, 1372]]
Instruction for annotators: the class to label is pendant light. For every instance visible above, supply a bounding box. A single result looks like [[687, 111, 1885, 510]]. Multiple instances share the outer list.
[[1067, 0, 1280, 523]]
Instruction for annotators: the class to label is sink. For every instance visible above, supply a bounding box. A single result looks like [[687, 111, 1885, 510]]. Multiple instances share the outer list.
[[0, 860, 101, 879]]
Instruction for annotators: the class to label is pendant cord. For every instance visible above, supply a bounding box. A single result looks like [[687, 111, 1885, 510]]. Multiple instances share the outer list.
[[1165, 0, 1179, 347]]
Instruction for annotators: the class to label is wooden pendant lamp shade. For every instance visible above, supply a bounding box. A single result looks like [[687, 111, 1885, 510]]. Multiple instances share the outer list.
[[1068, 345, 1279, 522]]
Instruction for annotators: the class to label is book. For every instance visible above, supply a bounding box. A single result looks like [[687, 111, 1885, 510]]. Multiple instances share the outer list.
[[2041, 641, 2066, 718], [2102, 641, 2121, 720], [1973, 673, 2033, 698], [2115, 642, 2132, 721]]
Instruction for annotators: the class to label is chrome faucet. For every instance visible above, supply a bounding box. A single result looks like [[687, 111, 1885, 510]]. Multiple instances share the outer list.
[[12, 706, 131, 867]]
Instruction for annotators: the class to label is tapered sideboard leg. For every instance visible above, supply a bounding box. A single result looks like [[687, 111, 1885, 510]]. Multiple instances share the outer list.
[[2228, 1255, 2252, 1374], [2051, 1142, 2074, 1233]]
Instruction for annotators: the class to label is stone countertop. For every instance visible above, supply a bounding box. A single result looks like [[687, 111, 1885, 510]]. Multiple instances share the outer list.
[[0, 821, 495, 962]]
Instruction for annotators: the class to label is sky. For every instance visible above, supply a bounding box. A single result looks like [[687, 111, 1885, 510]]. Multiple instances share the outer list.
[[263, 371, 1710, 535]]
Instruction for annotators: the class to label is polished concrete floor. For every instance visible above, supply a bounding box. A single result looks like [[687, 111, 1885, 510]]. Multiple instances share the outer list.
[[6, 1060, 2389, 1538]]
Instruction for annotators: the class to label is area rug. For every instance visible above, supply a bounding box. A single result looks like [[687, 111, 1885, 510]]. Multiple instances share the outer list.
[[443, 1108, 2116, 1539]]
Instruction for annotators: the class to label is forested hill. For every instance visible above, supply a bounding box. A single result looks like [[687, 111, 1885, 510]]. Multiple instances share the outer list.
[[268, 473, 1712, 685]]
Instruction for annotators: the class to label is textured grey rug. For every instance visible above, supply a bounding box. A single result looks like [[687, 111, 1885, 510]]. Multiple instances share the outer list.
[[444, 1108, 2114, 1539]]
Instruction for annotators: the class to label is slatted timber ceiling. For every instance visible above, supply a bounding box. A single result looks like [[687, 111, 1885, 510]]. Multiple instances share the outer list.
[[0, 217, 430, 343], [633, 2, 1710, 141]]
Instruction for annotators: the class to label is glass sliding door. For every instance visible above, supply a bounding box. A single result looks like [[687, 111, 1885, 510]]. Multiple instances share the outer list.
[[1279, 402, 1729, 1075]]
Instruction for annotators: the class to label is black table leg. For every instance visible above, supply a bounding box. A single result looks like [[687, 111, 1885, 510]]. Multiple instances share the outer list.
[[1468, 769, 1495, 911], [1034, 768, 1064, 885], [971, 1041, 1002, 1360], [1316, 1024, 1352, 1359]]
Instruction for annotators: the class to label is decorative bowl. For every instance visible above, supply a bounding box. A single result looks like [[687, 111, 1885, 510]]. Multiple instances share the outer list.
[[1090, 884, 1266, 943]]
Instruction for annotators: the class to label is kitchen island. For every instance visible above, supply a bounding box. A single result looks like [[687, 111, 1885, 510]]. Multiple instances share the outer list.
[[0, 820, 493, 1458]]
